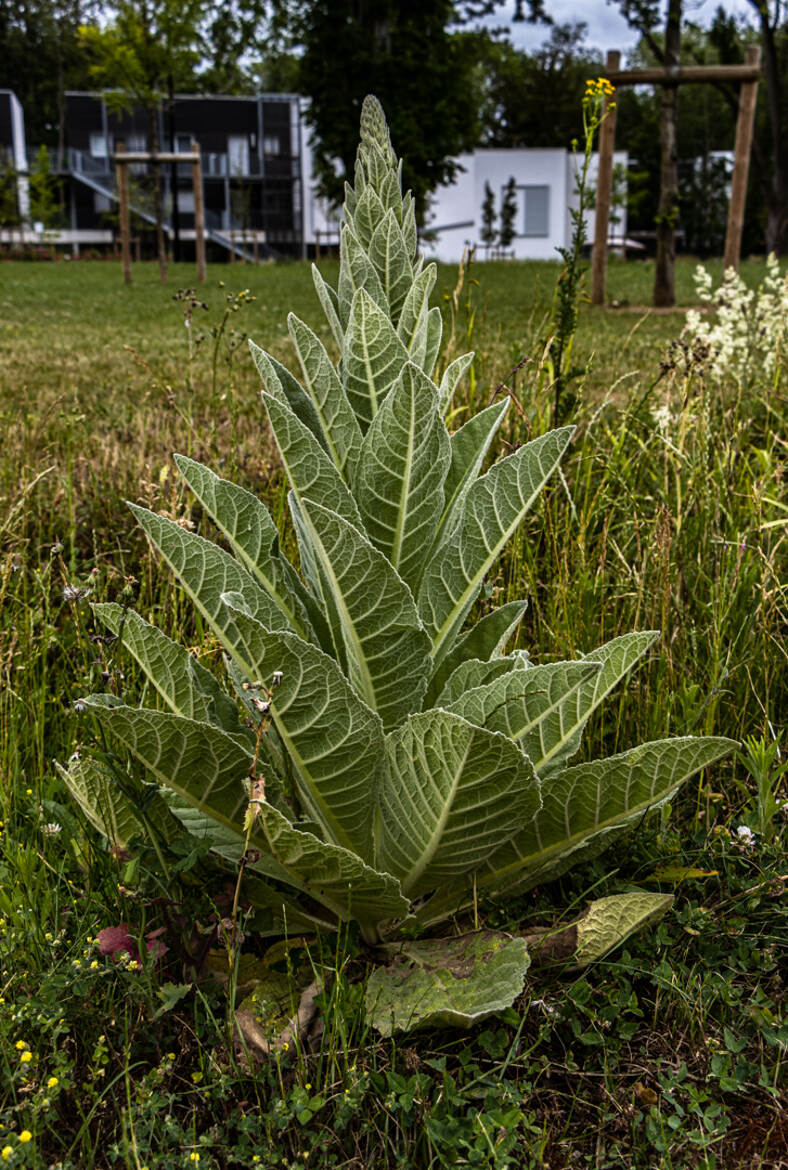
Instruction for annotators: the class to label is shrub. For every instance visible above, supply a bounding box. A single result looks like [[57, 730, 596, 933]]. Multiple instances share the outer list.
[[62, 97, 734, 1037]]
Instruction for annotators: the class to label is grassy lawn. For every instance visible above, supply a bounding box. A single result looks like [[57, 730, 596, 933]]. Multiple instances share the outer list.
[[0, 256, 785, 1169]]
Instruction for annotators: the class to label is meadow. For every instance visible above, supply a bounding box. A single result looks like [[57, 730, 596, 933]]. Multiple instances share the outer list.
[[0, 254, 785, 1169]]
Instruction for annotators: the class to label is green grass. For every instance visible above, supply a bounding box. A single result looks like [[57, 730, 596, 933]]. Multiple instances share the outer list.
[[0, 255, 785, 1169]]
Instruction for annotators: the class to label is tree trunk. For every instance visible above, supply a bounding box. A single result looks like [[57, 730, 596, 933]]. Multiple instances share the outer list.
[[149, 105, 168, 283], [654, 0, 682, 307], [754, 2, 787, 254]]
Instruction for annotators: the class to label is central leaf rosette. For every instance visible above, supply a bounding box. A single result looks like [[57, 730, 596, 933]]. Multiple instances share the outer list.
[[64, 97, 735, 1033]]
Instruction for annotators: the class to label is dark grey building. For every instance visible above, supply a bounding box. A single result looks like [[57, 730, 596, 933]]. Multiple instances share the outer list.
[[30, 91, 307, 258]]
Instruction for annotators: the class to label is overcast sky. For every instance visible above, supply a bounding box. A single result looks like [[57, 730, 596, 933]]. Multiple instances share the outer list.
[[476, 0, 758, 55]]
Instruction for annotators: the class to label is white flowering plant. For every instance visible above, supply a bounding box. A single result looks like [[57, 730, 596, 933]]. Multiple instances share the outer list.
[[684, 255, 788, 390]]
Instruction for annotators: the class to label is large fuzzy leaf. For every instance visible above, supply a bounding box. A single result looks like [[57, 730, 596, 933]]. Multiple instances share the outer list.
[[219, 596, 384, 859], [352, 184, 387, 250], [297, 499, 432, 730], [172, 455, 315, 641], [365, 932, 530, 1036], [161, 792, 332, 933], [419, 428, 573, 663], [261, 392, 362, 531], [288, 314, 363, 480], [342, 288, 409, 431], [128, 505, 291, 657], [249, 341, 328, 451], [256, 801, 408, 929], [82, 699, 251, 826], [482, 736, 737, 896], [337, 225, 388, 327], [423, 306, 443, 378], [93, 603, 243, 736], [377, 710, 541, 898], [368, 209, 412, 323], [356, 363, 451, 591], [80, 698, 320, 897], [56, 755, 147, 850], [436, 399, 509, 549], [438, 352, 475, 415], [310, 265, 344, 349], [434, 651, 531, 709], [446, 660, 603, 752], [423, 599, 529, 709], [535, 631, 660, 774], [397, 265, 436, 364], [569, 893, 675, 967]]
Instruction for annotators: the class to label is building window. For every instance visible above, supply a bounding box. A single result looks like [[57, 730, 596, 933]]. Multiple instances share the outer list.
[[228, 135, 250, 176], [263, 135, 281, 156], [89, 133, 109, 159], [521, 185, 549, 237], [94, 191, 111, 213]]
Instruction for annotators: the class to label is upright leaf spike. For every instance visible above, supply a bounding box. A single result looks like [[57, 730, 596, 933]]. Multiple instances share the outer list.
[[68, 96, 735, 1037]]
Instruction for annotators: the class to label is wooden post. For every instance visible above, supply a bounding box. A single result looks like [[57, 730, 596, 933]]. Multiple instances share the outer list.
[[723, 44, 761, 273], [116, 140, 131, 285], [591, 50, 620, 305], [253, 231, 258, 263], [191, 140, 206, 283]]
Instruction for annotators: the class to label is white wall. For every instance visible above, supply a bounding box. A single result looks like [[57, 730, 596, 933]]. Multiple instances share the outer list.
[[565, 150, 629, 249], [422, 148, 628, 264], [10, 92, 30, 220], [297, 120, 628, 262]]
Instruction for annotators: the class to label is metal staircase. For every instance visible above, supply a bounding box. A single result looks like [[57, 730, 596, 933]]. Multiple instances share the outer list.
[[68, 149, 258, 262]]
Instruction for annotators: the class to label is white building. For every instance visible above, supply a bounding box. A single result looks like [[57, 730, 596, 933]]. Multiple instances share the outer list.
[[299, 136, 628, 262], [421, 148, 628, 263]]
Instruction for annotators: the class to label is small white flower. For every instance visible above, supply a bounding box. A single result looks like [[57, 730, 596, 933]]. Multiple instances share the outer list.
[[735, 825, 755, 847], [42, 823, 62, 836], [63, 584, 91, 603]]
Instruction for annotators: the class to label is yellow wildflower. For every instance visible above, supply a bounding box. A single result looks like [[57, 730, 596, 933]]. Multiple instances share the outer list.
[[19, 1132, 32, 1144]]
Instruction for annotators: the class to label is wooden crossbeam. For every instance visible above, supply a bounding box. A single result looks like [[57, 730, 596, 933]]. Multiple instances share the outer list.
[[607, 64, 760, 86], [113, 143, 206, 282], [592, 44, 761, 306]]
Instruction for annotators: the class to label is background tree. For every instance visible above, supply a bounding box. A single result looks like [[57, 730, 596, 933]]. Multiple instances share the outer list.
[[480, 180, 497, 251], [27, 145, 62, 231], [744, 0, 788, 252], [295, 0, 485, 220], [0, 0, 96, 155], [475, 23, 601, 149], [80, 0, 205, 280], [499, 175, 518, 251], [0, 160, 23, 247]]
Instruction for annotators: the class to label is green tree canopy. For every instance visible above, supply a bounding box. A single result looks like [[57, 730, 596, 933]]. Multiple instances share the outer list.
[[295, 0, 486, 220]]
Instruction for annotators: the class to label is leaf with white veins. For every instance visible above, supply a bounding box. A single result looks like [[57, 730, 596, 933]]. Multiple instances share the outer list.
[[220, 595, 384, 859], [419, 428, 573, 663], [261, 392, 363, 530], [173, 455, 315, 640], [377, 709, 541, 897], [342, 288, 409, 431], [297, 498, 432, 730], [356, 363, 450, 590], [288, 314, 363, 479]]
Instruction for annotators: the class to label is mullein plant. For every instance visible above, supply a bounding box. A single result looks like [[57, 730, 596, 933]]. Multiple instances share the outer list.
[[62, 97, 734, 1036]]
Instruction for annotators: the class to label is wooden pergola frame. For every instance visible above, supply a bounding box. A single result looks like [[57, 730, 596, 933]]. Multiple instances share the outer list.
[[112, 139, 206, 284], [592, 45, 762, 305]]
